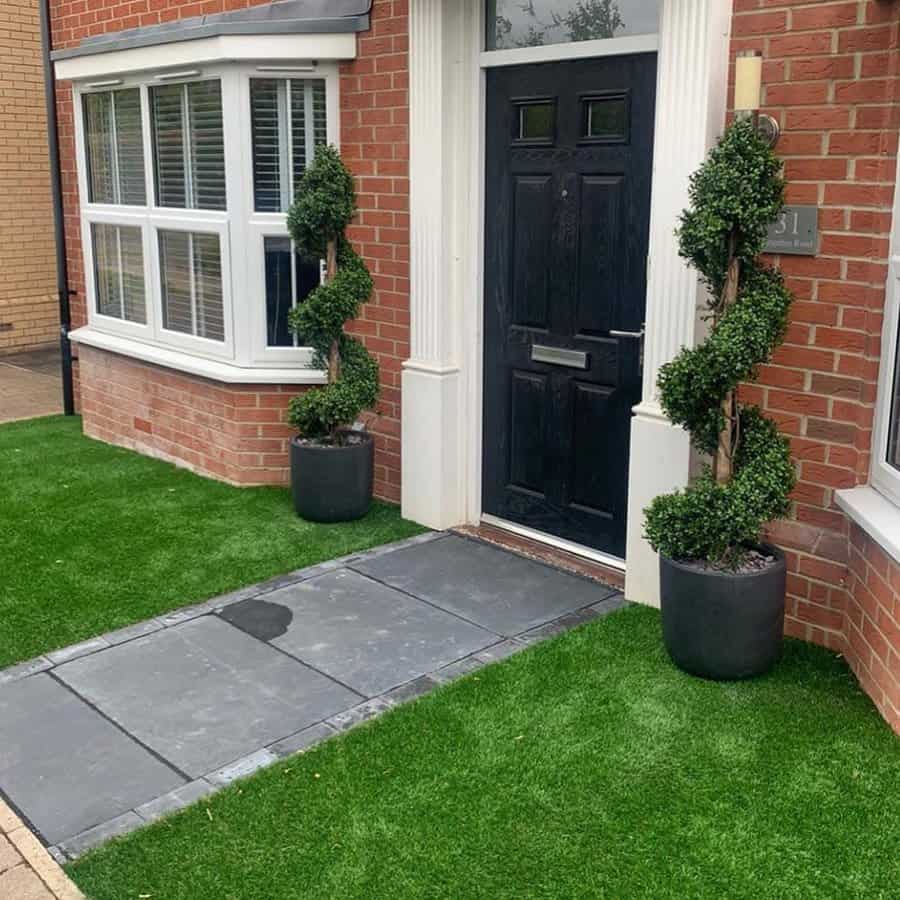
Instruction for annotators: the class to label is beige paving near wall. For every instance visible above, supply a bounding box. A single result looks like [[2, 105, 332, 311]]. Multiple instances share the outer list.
[[0, 361, 62, 423], [0, 800, 84, 900]]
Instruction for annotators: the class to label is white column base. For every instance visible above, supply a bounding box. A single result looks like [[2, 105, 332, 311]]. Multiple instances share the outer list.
[[624, 403, 692, 607], [401, 362, 464, 530]]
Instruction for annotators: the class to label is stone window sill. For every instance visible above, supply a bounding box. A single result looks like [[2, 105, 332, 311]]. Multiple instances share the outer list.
[[69, 327, 327, 386], [835, 485, 900, 565]]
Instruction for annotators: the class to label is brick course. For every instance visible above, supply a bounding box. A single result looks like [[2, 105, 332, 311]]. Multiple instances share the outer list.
[[732, 0, 900, 732], [0, 0, 58, 355]]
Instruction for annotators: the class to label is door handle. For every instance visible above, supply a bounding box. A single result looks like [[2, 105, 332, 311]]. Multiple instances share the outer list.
[[609, 326, 645, 368], [609, 328, 645, 339]]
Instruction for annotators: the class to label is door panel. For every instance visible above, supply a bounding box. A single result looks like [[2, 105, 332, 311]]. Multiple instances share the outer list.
[[509, 370, 548, 496], [576, 174, 624, 337], [511, 176, 554, 329], [482, 54, 657, 558]]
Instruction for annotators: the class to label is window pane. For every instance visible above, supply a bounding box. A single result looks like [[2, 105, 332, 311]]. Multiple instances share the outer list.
[[159, 229, 224, 342], [83, 88, 145, 205], [517, 102, 555, 141], [486, 0, 660, 50], [151, 81, 225, 211], [250, 78, 328, 213], [888, 327, 900, 471], [291, 79, 327, 194], [264, 236, 321, 347], [92, 223, 146, 323], [250, 80, 284, 213], [585, 95, 628, 140], [115, 89, 146, 204], [189, 81, 227, 211]]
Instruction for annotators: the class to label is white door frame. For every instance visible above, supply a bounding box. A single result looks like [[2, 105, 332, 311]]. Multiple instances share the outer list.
[[403, 0, 732, 605]]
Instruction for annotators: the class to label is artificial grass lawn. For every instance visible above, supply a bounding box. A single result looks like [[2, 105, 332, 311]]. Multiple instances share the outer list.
[[69, 606, 899, 900], [0, 416, 423, 668]]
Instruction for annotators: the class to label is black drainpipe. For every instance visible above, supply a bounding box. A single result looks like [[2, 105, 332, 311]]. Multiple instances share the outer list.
[[39, 0, 75, 416]]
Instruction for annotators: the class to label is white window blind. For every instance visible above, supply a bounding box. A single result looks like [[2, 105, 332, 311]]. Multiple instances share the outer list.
[[159, 230, 225, 342], [151, 80, 226, 211], [92, 223, 146, 323], [250, 78, 327, 213], [83, 88, 146, 205]]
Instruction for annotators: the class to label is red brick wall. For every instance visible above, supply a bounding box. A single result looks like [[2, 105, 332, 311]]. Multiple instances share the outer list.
[[847, 525, 900, 731], [79, 345, 298, 484], [50, 0, 409, 502], [731, 0, 900, 731]]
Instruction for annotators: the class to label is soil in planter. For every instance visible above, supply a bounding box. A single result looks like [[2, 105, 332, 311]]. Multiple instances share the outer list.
[[294, 429, 369, 449], [678, 548, 778, 576]]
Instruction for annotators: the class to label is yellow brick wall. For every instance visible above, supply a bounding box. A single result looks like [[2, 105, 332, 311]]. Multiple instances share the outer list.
[[0, 0, 57, 355]]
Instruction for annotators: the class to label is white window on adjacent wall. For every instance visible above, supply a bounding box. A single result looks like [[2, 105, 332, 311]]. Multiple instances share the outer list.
[[872, 206, 900, 508], [73, 62, 339, 370]]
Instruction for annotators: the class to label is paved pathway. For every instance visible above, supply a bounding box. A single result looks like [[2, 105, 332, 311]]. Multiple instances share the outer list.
[[0, 348, 63, 423], [0, 533, 625, 862], [0, 800, 83, 899]]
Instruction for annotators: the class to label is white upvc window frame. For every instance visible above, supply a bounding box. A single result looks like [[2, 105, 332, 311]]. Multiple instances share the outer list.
[[871, 157, 900, 508], [238, 66, 339, 365], [73, 60, 340, 371]]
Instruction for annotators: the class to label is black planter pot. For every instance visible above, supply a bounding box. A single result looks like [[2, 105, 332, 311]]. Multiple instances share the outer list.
[[290, 430, 374, 523], [659, 545, 786, 681]]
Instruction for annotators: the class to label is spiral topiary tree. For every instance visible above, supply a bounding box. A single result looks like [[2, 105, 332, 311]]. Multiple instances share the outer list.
[[644, 117, 796, 566], [286, 145, 379, 442]]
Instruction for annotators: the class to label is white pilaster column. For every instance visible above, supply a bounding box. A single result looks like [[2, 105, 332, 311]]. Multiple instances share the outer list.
[[402, 0, 478, 528], [624, 0, 732, 605]]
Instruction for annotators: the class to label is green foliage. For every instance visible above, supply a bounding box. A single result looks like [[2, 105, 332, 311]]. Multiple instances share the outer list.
[[286, 146, 379, 440], [644, 118, 796, 564], [678, 117, 785, 301]]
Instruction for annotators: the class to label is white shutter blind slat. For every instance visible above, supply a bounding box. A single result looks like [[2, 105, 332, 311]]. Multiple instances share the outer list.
[[250, 79, 282, 213], [188, 81, 227, 211], [152, 84, 188, 208], [193, 232, 225, 341], [114, 89, 146, 205]]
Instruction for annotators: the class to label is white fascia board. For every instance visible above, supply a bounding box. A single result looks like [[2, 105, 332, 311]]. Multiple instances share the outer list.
[[70, 327, 327, 385], [55, 33, 357, 81]]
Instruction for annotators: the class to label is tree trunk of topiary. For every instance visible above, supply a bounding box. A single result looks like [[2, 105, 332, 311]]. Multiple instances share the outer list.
[[325, 239, 341, 389], [715, 231, 741, 485]]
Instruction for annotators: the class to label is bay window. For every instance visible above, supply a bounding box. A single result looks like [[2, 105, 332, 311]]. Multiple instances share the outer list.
[[74, 62, 339, 372]]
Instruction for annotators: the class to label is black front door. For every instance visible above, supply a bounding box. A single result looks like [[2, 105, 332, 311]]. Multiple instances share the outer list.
[[482, 54, 656, 558]]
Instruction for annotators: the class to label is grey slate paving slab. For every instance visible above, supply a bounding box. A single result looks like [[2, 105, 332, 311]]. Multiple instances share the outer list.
[[353, 534, 617, 636], [134, 780, 215, 823], [57, 812, 144, 860], [56, 616, 359, 778], [0, 656, 51, 686], [0, 674, 184, 844], [268, 722, 337, 758], [223, 568, 497, 696]]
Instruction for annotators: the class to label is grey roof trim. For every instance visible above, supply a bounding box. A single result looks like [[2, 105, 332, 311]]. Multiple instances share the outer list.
[[51, 0, 371, 62]]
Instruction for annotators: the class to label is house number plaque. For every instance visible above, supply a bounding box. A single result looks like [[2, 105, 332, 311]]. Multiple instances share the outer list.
[[765, 205, 818, 256]]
